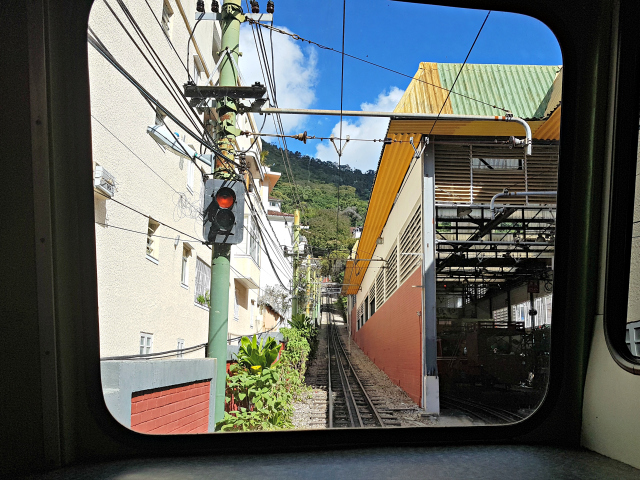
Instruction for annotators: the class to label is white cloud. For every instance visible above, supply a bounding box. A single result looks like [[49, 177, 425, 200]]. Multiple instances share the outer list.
[[239, 25, 318, 133], [314, 87, 405, 173]]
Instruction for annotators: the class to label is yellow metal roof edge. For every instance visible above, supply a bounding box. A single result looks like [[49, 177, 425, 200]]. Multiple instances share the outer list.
[[341, 136, 419, 295]]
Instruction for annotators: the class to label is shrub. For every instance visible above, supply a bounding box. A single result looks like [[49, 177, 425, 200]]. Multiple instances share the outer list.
[[236, 336, 280, 369], [216, 323, 316, 432]]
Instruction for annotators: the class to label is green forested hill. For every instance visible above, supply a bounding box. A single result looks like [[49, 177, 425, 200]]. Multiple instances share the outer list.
[[262, 141, 375, 226]]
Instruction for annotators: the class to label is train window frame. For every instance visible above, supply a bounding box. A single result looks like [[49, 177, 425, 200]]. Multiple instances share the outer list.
[[26, 0, 624, 465], [601, 0, 640, 374]]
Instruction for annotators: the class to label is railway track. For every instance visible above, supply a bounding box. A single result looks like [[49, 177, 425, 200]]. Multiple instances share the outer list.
[[327, 314, 400, 428], [440, 394, 526, 424]]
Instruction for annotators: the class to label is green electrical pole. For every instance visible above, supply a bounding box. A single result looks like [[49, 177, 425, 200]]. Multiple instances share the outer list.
[[306, 254, 311, 318], [292, 209, 300, 316], [207, 0, 244, 425]]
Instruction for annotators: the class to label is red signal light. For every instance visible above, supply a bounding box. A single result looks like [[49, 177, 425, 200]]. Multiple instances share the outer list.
[[215, 188, 235, 208]]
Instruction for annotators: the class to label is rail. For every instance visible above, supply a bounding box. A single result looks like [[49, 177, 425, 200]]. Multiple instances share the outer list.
[[327, 311, 386, 428]]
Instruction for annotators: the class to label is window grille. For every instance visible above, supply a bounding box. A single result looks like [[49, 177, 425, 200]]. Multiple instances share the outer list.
[[161, 0, 173, 37], [399, 206, 421, 284], [534, 294, 553, 326], [492, 307, 509, 323], [176, 339, 184, 358], [357, 304, 364, 330], [181, 245, 190, 286], [376, 270, 385, 310], [369, 288, 376, 317], [386, 243, 398, 300], [146, 218, 160, 260], [194, 257, 211, 305]]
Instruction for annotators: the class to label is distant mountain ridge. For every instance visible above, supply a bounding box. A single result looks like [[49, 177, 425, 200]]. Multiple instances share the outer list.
[[262, 141, 375, 203]]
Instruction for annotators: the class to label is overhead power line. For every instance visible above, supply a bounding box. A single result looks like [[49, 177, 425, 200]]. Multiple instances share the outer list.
[[240, 131, 408, 144], [429, 11, 491, 136], [246, 18, 510, 113]]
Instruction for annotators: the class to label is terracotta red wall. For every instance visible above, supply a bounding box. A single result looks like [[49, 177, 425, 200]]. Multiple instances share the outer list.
[[131, 380, 210, 434], [353, 269, 423, 405]]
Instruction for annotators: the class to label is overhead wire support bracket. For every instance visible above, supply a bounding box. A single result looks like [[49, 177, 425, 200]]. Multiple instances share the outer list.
[[409, 136, 426, 160], [255, 107, 534, 156], [330, 134, 350, 155]]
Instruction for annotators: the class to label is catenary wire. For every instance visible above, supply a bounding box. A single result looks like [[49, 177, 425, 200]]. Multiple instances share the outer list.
[[246, 18, 510, 113], [337, 0, 346, 242], [429, 11, 491, 136], [244, 11, 304, 212]]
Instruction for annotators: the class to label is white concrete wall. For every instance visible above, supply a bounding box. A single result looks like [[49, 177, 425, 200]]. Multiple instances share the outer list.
[[90, 0, 220, 358], [89, 0, 287, 356]]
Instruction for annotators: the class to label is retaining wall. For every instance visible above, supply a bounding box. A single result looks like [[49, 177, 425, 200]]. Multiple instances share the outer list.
[[101, 358, 217, 433]]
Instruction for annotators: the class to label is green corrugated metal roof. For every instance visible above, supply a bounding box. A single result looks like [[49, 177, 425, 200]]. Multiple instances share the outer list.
[[437, 63, 561, 119]]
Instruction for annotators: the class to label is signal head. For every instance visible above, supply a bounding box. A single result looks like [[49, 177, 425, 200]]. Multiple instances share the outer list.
[[215, 187, 236, 209]]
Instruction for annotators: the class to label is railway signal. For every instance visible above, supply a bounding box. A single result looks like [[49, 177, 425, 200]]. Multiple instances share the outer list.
[[203, 179, 245, 245]]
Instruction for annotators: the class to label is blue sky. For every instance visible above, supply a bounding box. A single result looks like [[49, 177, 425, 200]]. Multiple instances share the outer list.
[[239, 1, 562, 172]]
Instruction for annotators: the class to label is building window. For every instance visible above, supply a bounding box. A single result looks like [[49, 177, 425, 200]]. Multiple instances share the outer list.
[[161, 0, 173, 38], [369, 287, 376, 317], [376, 270, 385, 310], [146, 218, 160, 262], [140, 333, 153, 355], [249, 216, 260, 265], [177, 339, 184, 358], [472, 157, 523, 170], [181, 245, 191, 287], [194, 257, 211, 306]]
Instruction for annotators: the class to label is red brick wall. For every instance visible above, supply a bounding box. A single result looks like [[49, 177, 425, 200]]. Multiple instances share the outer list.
[[353, 268, 423, 405], [131, 380, 210, 434]]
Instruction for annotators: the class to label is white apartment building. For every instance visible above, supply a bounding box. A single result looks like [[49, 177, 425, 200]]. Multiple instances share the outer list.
[[89, 0, 291, 358]]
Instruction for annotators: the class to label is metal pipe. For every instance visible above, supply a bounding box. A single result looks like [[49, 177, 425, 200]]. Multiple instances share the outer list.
[[490, 191, 557, 218], [259, 108, 533, 156], [436, 203, 557, 210], [436, 240, 552, 246]]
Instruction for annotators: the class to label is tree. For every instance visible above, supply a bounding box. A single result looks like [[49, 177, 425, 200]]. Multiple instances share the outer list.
[[304, 209, 355, 253]]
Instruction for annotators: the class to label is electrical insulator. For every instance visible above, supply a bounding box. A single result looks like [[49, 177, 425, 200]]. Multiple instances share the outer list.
[[211, 0, 219, 13], [250, 1, 260, 13], [267, 0, 274, 13], [196, 0, 205, 13]]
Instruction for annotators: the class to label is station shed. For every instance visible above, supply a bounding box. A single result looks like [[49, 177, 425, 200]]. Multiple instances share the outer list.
[[343, 62, 562, 411]]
